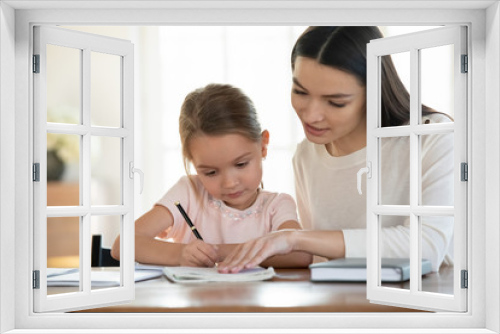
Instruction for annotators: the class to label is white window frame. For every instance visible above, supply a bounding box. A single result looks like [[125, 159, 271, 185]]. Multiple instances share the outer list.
[[1, 1, 499, 333], [32, 25, 136, 312], [365, 26, 468, 312]]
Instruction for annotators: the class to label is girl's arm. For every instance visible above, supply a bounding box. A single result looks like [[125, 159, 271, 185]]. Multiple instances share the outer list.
[[111, 205, 218, 267]]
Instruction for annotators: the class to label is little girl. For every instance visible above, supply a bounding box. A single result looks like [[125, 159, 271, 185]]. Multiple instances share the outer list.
[[111, 83, 312, 268]]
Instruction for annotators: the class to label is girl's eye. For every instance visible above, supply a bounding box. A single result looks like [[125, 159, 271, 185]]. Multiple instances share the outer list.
[[329, 101, 346, 108], [204, 171, 217, 177], [236, 162, 248, 168]]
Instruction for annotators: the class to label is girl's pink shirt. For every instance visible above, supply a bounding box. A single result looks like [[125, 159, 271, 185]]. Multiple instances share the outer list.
[[156, 176, 300, 244]]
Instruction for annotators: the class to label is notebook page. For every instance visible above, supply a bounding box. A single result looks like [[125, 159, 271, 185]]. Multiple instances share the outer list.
[[163, 266, 275, 283]]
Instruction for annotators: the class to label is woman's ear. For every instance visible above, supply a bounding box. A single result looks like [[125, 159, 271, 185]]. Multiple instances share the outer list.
[[261, 130, 270, 158]]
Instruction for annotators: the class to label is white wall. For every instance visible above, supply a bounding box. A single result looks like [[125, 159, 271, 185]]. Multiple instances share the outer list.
[[0, 2, 16, 333], [485, 2, 500, 332]]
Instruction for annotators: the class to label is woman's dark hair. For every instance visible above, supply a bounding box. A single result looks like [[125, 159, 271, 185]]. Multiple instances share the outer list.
[[291, 26, 439, 127]]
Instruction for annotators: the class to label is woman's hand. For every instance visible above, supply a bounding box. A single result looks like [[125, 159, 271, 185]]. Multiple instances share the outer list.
[[179, 240, 218, 267], [217, 230, 296, 273]]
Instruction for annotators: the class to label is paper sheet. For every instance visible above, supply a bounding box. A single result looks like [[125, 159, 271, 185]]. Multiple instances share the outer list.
[[163, 266, 275, 283]]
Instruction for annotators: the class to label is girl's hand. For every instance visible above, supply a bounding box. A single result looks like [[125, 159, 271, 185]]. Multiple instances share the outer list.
[[179, 240, 218, 267], [217, 230, 295, 273]]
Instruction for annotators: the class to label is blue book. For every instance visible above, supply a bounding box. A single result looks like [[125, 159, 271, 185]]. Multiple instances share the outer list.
[[309, 257, 432, 282]]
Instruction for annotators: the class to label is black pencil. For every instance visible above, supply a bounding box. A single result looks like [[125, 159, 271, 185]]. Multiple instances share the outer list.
[[174, 201, 203, 240]]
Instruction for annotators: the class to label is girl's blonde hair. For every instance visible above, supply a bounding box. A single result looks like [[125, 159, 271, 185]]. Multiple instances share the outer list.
[[179, 83, 263, 179]]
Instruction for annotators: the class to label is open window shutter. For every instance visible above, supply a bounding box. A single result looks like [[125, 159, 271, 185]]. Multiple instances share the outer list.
[[33, 26, 135, 312], [365, 26, 467, 312]]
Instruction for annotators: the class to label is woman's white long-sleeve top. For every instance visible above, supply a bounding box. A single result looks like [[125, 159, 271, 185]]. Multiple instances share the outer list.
[[293, 113, 454, 271]]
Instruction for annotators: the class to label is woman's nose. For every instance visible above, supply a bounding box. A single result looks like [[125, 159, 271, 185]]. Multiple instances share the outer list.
[[301, 99, 324, 123]]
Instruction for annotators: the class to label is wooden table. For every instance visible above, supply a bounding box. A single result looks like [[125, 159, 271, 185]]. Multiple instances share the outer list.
[[66, 267, 453, 313]]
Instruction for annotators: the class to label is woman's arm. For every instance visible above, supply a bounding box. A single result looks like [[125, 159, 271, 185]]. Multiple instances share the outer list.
[[216, 221, 313, 272], [218, 227, 343, 273], [111, 205, 218, 267]]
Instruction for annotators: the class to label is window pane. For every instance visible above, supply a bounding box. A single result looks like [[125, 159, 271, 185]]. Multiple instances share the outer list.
[[47, 133, 80, 206], [91, 136, 121, 205], [420, 45, 454, 123], [381, 52, 410, 128], [379, 215, 410, 290], [420, 216, 454, 295], [91, 52, 121, 127], [380, 137, 410, 205], [91, 215, 121, 290], [420, 133, 454, 206], [47, 216, 80, 295], [47, 44, 81, 124]]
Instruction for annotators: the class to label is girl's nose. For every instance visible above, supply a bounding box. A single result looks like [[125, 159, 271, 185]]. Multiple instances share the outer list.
[[221, 172, 238, 189]]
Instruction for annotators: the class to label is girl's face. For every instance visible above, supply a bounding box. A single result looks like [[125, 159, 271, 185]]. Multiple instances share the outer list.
[[291, 56, 367, 156], [189, 131, 269, 210]]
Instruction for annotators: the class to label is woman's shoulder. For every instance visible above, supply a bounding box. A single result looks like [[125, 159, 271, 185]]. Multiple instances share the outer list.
[[294, 138, 320, 159], [295, 138, 310, 154]]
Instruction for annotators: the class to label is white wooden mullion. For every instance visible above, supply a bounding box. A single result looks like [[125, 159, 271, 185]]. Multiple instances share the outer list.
[[365, 46, 380, 295], [372, 205, 454, 216], [413, 123, 454, 135], [373, 123, 454, 138], [46, 205, 128, 217], [91, 126, 130, 137], [46, 124, 130, 137], [409, 47, 420, 295], [33, 27, 49, 308], [372, 126, 410, 137], [372, 205, 410, 215], [121, 47, 135, 290], [81, 47, 92, 294], [453, 26, 468, 309]]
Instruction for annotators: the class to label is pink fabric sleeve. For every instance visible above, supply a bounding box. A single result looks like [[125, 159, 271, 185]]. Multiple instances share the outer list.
[[268, 193, 300, 231]]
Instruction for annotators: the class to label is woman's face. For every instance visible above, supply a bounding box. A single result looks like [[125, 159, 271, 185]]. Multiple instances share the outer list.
[[291, 56, 367, 155]]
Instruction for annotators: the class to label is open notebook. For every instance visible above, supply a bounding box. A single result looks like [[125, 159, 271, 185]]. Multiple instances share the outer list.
[[163, 266, 275, 283]]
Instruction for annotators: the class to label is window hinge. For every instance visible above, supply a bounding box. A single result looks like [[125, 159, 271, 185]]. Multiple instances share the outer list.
[[461, 54, 468, 73], [33, 163, 40, 182], [33, 54, 40, 73], [461, 162, 468, 181], [461, 270, 468, 289], [33, 270, 40, 289]]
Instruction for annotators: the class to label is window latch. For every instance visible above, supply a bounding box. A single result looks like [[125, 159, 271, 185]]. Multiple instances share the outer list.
[[129, 162, 144, 194], [357, 161, 372, 195]]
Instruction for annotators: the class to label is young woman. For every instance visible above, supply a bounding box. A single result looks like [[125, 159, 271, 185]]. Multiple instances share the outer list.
[[219, 27, 454, 273], [111, 83, 312, 268]]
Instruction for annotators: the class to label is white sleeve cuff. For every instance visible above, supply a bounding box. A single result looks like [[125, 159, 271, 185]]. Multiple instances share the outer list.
[[342, 229, 367, 258]]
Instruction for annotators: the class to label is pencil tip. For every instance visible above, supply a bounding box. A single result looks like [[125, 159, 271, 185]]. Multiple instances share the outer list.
[[174, 201, 180, 205]]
